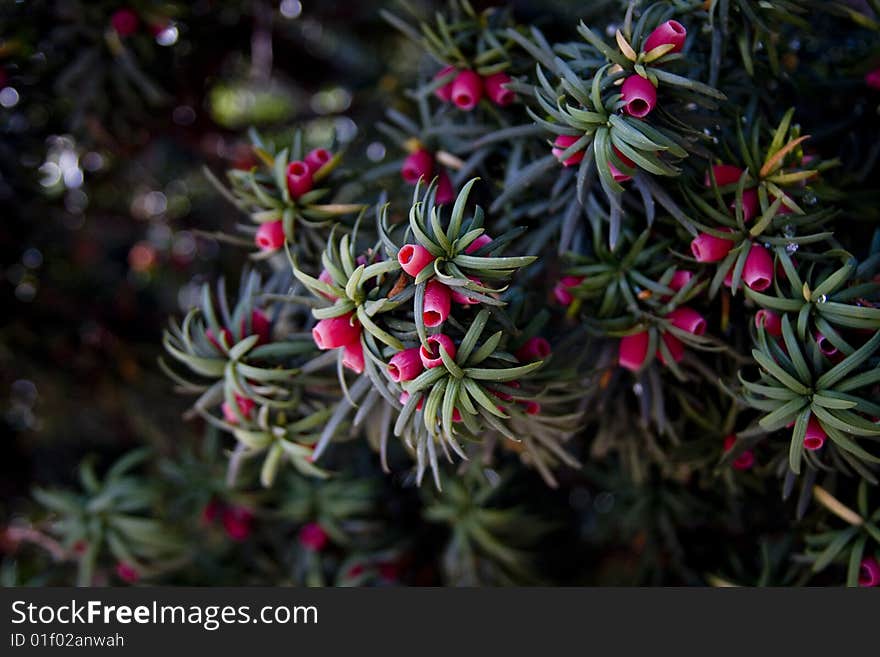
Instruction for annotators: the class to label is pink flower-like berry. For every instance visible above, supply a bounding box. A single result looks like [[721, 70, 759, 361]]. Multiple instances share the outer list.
[[400, 390, 460, 421], [723, 435, 755, 470], [255, 220, 285, 252], [420, 334, 456, 369], [206, 327, 233, 352], [423, 280, 452, 327], [522, 401, 541, 415], [666, 307, 706, 336], [657, 333, 685, 366], [729, 188, 759, 223], [398, 243, 434, 277], [451, 69, 483, 110], [704, 164, 744, 188], [451, 278, 482, 305], [222, 394, 256, 425], [401, 149, 434, 184], [465, 234, 493, 254], [516, 336, 551, 362], [619, 331, 650, 371], [609, 146, 636, 183], [286, 160, 313, 199], [242, 309, 271, 346], [115, 562, 140, 583], [222, 506, 254, 542], [814, 331, 838, 357], [643, 20, 687, 54], [755, 309, 782, 337], [312, 313, 360, 350], [342, 340, 365, 374], [304, 148, 332, 174], [742, 244, 774, 291], [552, 134, 584, 167], [111, 8, 139, 37], [436, 170, 455, 204], [299, 522, 329, 552], [804, 415, 827, 451], [865, 68, 880, 91], [399, 391, 423, 410], [859, 557, 880, 587], [690, 231, 734, 263], [387, 347, 424, 382], [668, 269, 693, 293], [553, 275, 584, 306], [434, 65, 458, 101], [318, 268, 336, 296], [483, 72, 515, 106], [621, 75, 657, 118]]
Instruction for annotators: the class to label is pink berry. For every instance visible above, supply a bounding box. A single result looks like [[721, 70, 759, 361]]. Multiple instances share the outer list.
[[255, 220, 285, 252], [621, 75, 657, 118], [434, 65, 457, 102], [690, 231, 735, 263], [111, 8, 139, 37], [483, 72, 515, 106], [299, 522, 329, 551], [245, 309, 272, 346], [755, 310, 782, 337], [451, 277, 482, 305], [115, 562, 140, 583], [436, 170, 455, 204], [222, 506, 254, 542], [668, 270, 693, 293], [304, 148, 332, 174], [423, 280, 452, 327], [401, 149, 434, 184], [804, 416, 826, 451], [552, 135, 584, 167], [742, 244, 774, 291], [704, 164, 744, 188], [815, 331, 838, 357], [665, 307, 707, 336], [465, 234, 493, 254], [222, 394, 256, 425], [521, 401, 541, 415], [553, 275, 583, 306], [859, 557, 880, 587], [657, 333, 685, 366], [729, 188, 760, 223], [286, 160, 313, 199], [312, 313, 360, 350], [516, 337, 551, 362], [420, 334, 456, 369], [342, 340, 365, 374], [397, 243, 434, 277], [609, 146, 636, 183], [451, 70, 483, 110], [619, 331, 650, 371], [723, 435, 755, 470], [206, 327, 233, 352], [388, 347, 425, 382], [642, 20, 687, 54]]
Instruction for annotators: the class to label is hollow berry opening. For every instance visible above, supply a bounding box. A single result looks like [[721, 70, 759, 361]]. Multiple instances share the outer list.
[[424, 311, 442, 327], [399, 244, 415, 264], [289, 162, 308, 177], [804, 436, 824, 451], [628, 99, 650, 116]]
